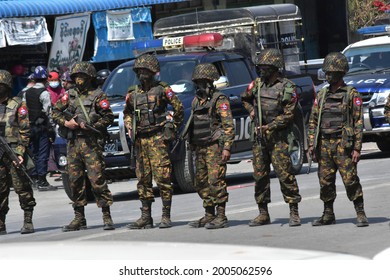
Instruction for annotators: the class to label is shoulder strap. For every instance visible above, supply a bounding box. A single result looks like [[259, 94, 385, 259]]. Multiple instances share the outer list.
[[75, 91, 90, 123]]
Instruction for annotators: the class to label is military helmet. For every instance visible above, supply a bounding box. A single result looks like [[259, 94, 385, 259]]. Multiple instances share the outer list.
[[0, 70, 13, 88], [322, 52, 349, 73], [192, 63, 220, 81], [255, 48, 284, 69], [71, 61, 97, 79], [133, 54, 160, 73], [97, 69, 111, 81]]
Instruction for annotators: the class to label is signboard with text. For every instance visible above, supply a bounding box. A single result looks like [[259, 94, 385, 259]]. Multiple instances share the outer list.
[[48, 13, 90, 72]]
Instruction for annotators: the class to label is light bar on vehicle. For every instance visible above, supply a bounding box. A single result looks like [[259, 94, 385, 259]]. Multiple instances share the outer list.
[[357, 25, 390, 36], [133, 33, 224, 55]]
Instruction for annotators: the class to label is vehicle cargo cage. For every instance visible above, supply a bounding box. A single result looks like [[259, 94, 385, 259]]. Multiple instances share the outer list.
[[153, 3, 307, 74]]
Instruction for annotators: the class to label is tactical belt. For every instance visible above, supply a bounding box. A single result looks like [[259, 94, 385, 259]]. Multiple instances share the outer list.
[[137, 127, 163, 138], [321, 132, 342, 139]]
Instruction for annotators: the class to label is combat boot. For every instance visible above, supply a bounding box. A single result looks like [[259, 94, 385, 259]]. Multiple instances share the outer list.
[[354, 197, 369, 227], [20, 210, 34, 234], [127, 201, 153, 229], [249, 203, 270, 226], [205, 203, 229, 229], [0, 212, 6, 235], [102, 206, 115, 230], [62, 206, 87, 232], [188, 206, 215, 228], [159, 200, 172, 229], [312, 200, 336, 226], [289, 203, 301, 227]]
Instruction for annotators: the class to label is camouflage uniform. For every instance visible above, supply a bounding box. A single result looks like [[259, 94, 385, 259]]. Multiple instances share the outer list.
[[309, 52, 368, 227], [52, 62, 115, 231], [187, 63, 235, 229], [384, 93, 390, 122], [0, 70, 36, 234], [123, 54, 184, 229], [241, 48, 301, 227]]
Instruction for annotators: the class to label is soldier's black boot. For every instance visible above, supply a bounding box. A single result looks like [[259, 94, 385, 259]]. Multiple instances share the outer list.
[[128, 201, 153, 229], [0, 212, 6, 235], [20, 210, 34, 234], [188, 206, 215, 228], [159, 200, 172, 229], [62, 206, 87, 232], [289, 203, 301, 227], [205, 203, 229, 229], [354, 197, 369, 227], [249, 203, 271, 226], [312, 200, 336, 226], [102, 206, 115, 230]]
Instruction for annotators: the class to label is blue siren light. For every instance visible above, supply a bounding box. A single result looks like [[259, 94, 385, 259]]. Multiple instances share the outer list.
[[357, 25, 390, 35]]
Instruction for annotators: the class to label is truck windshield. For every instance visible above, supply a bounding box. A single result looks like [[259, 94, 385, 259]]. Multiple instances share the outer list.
[[344, 45, 390, 72], [104, 60, 197, 98]]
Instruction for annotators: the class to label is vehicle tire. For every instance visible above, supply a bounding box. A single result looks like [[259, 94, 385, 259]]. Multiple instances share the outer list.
[[289, 123, 304, 175], [376, 138, 390, 152], [172, 141, 196, 193], [61, 172, 95, 202]]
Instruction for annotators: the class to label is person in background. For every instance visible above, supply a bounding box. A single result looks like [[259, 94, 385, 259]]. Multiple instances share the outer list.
[[17, 74, 36, 99], [96, 69, 111, 89], [47, 71, 65, 106], [60, 70, 75, 92], [22, 66, 57, 191]]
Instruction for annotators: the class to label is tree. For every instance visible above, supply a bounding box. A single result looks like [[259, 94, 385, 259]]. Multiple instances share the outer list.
[[348, 0, 390, 32]]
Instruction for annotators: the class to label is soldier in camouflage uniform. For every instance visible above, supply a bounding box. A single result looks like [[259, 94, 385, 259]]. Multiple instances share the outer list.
[[52, 62, 115, 231], [241, 48, 302, 227], [124, 54, 184, 229], [186, 63, 235, 229], [308, 52, 368, 227], [0, 70, 36, 234]]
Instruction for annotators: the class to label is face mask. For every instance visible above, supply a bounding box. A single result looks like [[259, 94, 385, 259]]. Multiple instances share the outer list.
[[259, 67, 276, 80], [325, 72, 344, 85], [195, 80, 213, 98], [49, 81, 60, 88], [75, 76, 90, 92]]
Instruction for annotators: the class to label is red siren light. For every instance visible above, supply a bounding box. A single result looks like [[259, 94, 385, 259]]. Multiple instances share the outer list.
[[183, 33, 224, 48]]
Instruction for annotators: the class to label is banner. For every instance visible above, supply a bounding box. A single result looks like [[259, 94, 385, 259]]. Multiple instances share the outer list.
[[48, 13, 90, 72], [0, 28, 6, 48], [1, 17, 52, 46], [91, 7, 153, 63], [107, 10, 135, 41]]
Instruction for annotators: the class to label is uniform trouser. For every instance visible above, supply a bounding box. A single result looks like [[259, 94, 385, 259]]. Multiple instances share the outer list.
[[252, 140, 301, 204], [135, 133, 172, 202], [317, 138, 363, 202], [0, 155, 36, 215], [67, 137, 113, 208], [29, 128, 50, 177], [194, 142, 229, 208]]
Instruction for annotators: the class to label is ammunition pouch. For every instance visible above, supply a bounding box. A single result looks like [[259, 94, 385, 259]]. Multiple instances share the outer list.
[[342, 126, 354, 149], [58, 126, 74, 140]]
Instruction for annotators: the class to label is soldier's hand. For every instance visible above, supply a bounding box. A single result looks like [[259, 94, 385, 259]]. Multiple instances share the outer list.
[[308, 146, 317, 162], [13, 156, 23, 167], [65, 118, 79, 130], [79, 122, 87, 130], [351, 150, 360, 163], [127, 128, 133, 140], [221, 149, 231, 163]]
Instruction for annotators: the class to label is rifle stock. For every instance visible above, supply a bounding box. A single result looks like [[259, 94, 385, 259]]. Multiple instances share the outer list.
[[0, 135, 35, 186]]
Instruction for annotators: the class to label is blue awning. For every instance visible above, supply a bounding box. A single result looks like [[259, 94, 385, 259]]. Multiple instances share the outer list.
[[0, 0, 187, 18]]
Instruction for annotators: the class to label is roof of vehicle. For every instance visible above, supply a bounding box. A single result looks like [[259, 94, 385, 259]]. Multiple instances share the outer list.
[[154, 3, 301, 37], [114, 50, 247, 69], [343, 35, 390, 52]]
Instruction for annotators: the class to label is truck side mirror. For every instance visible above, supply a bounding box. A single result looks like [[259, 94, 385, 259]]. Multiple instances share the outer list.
[[317, 68, 326, 81], [214, 76, 229, 89]]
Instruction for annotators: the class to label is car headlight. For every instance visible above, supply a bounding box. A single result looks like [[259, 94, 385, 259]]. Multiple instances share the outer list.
[[376, 91, 390, 106], [58, 155, 67, 167]]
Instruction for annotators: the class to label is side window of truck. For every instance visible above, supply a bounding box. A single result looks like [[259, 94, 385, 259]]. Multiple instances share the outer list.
[[222, 59, 253, 86]]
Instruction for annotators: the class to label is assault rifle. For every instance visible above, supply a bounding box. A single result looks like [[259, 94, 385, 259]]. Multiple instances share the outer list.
[[0, 135, 35, 186], [129, 88, 138, 169], [170, 113, 193, 154], [62, 110, 101, 135]]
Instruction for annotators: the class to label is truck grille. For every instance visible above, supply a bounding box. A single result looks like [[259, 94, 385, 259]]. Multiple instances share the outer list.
[[360, 91, 374, 104]]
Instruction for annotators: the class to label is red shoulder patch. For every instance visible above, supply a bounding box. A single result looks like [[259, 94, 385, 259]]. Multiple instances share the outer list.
[[219, 103, 229, 111], [354, 97, 362, 106], [291, 89, 297, 103], [18, 106, 28, 116], [246, 81, 255, 92], [165, 87, 175, 99], [99, 99, 110, 110], [314, 98, 318, 106], [61, 93, 69, 104]]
